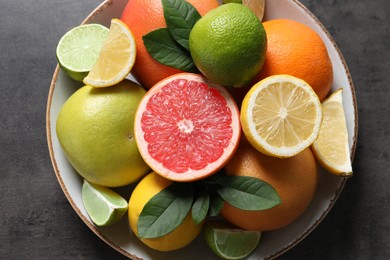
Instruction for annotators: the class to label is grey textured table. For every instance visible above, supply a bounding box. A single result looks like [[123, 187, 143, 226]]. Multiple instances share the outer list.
[[1, 0, 389, 259]]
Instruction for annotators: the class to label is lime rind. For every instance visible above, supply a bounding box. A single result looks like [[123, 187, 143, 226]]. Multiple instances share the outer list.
[[81, 180, 128, 226], [56, 24, 108, 81], [204, 222, 261, 260]]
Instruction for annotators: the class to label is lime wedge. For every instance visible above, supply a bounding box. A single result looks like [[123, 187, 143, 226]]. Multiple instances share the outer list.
[[81, 180, 128, 226], [56, 24, 108, 81], [204, 221, 261, 260]]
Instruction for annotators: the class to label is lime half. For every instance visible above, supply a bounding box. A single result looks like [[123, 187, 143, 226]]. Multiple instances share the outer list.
[[204, 221, 261, 260], [81, 180, 128, 226], [56, 24, 108, 81]]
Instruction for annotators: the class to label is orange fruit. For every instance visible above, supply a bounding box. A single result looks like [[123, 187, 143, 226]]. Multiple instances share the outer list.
[[253, 19, 333, 101], [121, 0, 219, 89], [220, 139, 318, 231], [134, 73, 241, 182]]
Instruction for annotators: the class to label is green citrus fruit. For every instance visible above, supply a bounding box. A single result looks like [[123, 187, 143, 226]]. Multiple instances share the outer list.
[[189, 3, 267, 87], [128, 172, 203, 251], [204, 220, 261, 260], [82, 180, 128, 226], [56, 24, 109, 81], [56, 79, 150, 187]]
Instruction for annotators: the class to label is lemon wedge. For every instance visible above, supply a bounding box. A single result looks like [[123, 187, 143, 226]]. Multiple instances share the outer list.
[[241, 75, 323, 158], [83, 18, 136, 87], [312, 89, 353, 176]]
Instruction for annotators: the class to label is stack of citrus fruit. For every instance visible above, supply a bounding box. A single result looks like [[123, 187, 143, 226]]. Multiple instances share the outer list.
[[54, 0, 354, 259]]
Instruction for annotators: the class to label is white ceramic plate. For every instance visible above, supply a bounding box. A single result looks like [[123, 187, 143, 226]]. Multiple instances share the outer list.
[[46, 0, 358, 259]]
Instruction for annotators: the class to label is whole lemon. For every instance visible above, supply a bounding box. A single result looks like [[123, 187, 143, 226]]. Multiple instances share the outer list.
[[56, 80, 150, 187], [128, 172, 203, 251], [221, 139, 318, 231], [189, 3, 266, 87]]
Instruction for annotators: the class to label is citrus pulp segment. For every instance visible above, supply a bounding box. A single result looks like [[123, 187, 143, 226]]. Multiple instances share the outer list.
[[134, 73, 241, 182], [204, 221, 261, 260], [312, 89, 353, 176], [82, 180, 128, 227], [83, 19, 136, 87], [56, 24, 109, 81], [241, 75, 323, 158]]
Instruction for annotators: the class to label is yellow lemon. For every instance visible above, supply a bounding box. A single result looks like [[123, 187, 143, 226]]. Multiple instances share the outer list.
[[128, 172, 203, 251], [312, 89, 353, 176], [240, 75, 323, 158], [83, 18, 136, 87]]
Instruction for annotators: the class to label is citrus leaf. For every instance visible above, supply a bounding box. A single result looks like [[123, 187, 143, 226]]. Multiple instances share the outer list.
[[138, 182, 193, 239], [191, 188, 210, 224], [162, 0, 201, 50], [216, 176, 281, 211], [142, 28, 197, 72], [209, 189, 224, 216]]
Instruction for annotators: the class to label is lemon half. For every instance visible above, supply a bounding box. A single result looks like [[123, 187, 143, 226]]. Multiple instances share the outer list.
[[241, 75, 323, 158]]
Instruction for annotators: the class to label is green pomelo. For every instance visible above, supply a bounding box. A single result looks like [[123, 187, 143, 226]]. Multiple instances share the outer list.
[[56, 80, 150, 187]]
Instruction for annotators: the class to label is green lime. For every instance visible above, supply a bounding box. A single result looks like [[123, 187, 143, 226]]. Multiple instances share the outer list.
[[204, 221, 261, 260], [82, 180, 128, 226], [56, 24, 108, 81], [189, 3, 267, 87]]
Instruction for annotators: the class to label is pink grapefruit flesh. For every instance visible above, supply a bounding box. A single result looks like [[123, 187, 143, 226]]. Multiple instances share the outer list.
[[134, 73, 241, 182]]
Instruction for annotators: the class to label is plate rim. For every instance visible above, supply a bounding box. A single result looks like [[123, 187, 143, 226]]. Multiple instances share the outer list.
[[46, 0, 358, 259]]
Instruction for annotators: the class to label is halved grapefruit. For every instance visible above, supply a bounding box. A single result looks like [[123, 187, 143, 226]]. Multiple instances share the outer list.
[[134, 73, 241, 182]]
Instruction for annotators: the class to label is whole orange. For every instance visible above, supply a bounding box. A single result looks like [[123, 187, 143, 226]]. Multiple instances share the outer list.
[[121, 0, 219, 89], [220, 139, 319, 231], [253, 19, 333, 101]]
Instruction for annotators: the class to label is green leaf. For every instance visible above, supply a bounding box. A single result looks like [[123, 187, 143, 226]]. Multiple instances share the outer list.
[[138, 182, 194, 239], [142, 28, 197, 72], [209, 189, 224, 216], [216, 176, 281, 211], [162, 0, 201, 50], [191, 188, 210, 224]]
